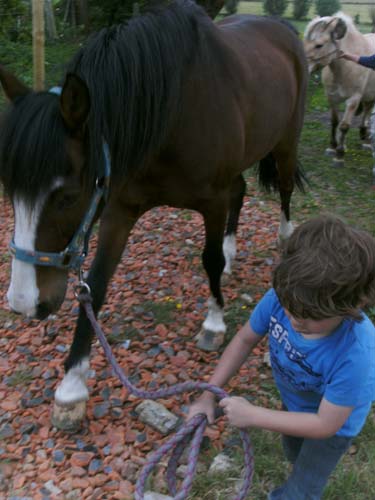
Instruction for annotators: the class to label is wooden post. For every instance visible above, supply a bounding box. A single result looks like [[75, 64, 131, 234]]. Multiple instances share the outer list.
[[32, 0, 45, 90]]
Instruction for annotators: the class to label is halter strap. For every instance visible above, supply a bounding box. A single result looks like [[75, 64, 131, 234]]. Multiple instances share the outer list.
[[9, 86, 111, 272]]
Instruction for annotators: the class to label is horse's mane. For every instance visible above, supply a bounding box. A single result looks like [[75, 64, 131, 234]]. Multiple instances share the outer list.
[[0, 0, 219, 201], [66, 0, 216, 180]]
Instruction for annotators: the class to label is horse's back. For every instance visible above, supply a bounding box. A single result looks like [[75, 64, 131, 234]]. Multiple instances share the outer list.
[[218, 14, 304, 57], [165, 13, 308, 189], [215, 15, 307, 132]]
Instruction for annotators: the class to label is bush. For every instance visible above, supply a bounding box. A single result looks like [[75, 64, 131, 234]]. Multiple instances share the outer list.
[[315, 0, 341, 17], [0, 0, 30, 41], [293, 0, 312, 20], [263, 0, 288, 16], [225, 0, 239, 15]]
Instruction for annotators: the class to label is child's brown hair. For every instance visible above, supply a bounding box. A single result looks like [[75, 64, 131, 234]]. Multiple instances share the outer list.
[[273, 214, 375, 320]]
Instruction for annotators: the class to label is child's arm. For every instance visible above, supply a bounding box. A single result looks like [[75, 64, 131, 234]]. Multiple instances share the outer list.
[[338, 51, 360, 63], [187, 322, 263, 423], [219, 396, 353, 439]]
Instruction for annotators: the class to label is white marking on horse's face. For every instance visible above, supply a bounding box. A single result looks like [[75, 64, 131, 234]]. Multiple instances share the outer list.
[[7, 197, 43, 317], [55, 358, 90, 405], [203, 296, 226, 333], [223, 234, 236, 274], [279, 211, 294, 242], [7, 179, 65, 317]]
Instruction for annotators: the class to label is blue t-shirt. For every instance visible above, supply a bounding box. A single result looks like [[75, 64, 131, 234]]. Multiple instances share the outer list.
[[250, 289, 375, 437]]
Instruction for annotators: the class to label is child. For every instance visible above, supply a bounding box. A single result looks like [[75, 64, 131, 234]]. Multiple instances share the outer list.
[[188, 214, 375, 500]]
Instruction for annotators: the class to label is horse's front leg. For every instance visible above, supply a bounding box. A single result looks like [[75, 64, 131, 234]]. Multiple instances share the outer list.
[[196, 201, 228, 352], [52, 208, 138, 430], [359, 101, 374, 150], [334, 94, 361, 166], [325, 105, 339, 157]]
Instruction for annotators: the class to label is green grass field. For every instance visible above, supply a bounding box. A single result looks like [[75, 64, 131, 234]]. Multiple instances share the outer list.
[[233, 0, 374, 25]]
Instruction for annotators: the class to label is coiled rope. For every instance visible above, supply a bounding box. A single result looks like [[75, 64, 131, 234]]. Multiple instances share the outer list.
[[78, 291, 254, 500]]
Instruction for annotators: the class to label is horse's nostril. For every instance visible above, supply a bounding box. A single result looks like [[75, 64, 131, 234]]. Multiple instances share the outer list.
[[36, 302, 51, 320]]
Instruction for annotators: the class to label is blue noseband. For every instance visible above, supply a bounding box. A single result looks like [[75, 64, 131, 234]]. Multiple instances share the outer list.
[[9, 86, 111, 272]]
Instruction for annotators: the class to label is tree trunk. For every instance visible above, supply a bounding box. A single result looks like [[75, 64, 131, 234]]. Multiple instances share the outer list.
[[45, 0, 57, 39], [76, 0, 89, 30], [32, 0, 45, 91]]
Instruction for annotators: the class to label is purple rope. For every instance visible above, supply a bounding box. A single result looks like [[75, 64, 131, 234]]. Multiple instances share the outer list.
[[79, 292, 254, 500]]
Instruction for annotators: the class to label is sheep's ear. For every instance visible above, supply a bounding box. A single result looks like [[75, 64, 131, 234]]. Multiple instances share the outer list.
[[0, 64, 30, 102], [60, 73, 90, 133]]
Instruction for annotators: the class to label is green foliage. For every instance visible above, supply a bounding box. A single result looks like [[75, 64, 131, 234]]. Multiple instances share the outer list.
[[293, 0, 312, 20], [87, 0, 161, 29], [315, 0, 341, 17], [263, 0, 288, 17], [0, 0, 30, 41], [224, 0, 239, 15]]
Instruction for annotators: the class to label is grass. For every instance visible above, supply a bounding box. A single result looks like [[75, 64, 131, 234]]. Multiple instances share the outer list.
[[233, 1, 374, 26], [6, 366, 33, 387], [187, 414, 375, 500]]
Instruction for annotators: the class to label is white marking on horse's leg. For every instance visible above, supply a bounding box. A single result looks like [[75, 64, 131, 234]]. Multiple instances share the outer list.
[[325, 148, 336, 157], [54, 358, 90, 405], [223, 234, 236, 274], [203, 296, 226, 333], [278, 211, 294, 242], [7, 198, 42, 317]]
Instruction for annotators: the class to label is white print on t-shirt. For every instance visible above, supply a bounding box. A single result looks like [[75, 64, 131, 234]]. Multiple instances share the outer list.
[[269, 316, 322, 379]]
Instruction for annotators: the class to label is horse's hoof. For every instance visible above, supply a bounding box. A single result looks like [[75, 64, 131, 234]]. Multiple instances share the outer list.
[[325, 148, 336, 157], [51, 400, 87, 431], [333, 158, 344, 167], [196, 330, 224, 351], [361, 143, 373, 151]]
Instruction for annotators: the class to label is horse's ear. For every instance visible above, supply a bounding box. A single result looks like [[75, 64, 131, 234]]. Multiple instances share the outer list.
[[0, 65, 30, 102], [60, 73, 90, 134], [332, 18, 347, 40]]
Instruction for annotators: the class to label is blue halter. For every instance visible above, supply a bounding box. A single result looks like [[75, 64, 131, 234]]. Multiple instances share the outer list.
[[9, 86, 111, 273]]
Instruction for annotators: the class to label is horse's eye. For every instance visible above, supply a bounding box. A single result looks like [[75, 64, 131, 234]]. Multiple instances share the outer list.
[[56, 193, 78, 211], [315, 44, 323, 49]]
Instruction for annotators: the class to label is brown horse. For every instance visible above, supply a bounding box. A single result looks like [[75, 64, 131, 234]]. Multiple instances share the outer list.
[[0, 0, 307, 429]]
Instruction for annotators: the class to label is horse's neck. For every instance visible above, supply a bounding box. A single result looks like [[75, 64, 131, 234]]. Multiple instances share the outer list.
[[341, 29, 368, 53], [329, 59, 348, 79]]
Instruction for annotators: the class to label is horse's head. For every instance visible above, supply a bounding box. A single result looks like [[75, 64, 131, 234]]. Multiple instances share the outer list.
[[0, 67, 94, 319], [303, 15, 347, 73]]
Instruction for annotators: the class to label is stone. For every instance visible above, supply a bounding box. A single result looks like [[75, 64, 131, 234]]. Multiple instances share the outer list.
[[263, 351, 271, 367], [208, 453, 236, 474], [135, 400, 178, 435], [144, 493, 173, 500], [0, 423, 15, 439]]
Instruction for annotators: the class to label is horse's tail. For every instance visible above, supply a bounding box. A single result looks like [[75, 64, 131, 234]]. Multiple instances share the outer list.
[[257, 152, 308, 194], [355, 101, 363, 116]]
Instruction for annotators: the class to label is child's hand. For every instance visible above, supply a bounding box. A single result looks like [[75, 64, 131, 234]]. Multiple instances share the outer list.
[[219, 396, 255, 428], [338, 51, 358, 63], [186, 393, 216, 424]]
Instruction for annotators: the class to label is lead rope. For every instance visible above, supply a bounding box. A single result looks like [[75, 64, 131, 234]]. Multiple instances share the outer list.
[[77, 290, 254, 500]]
